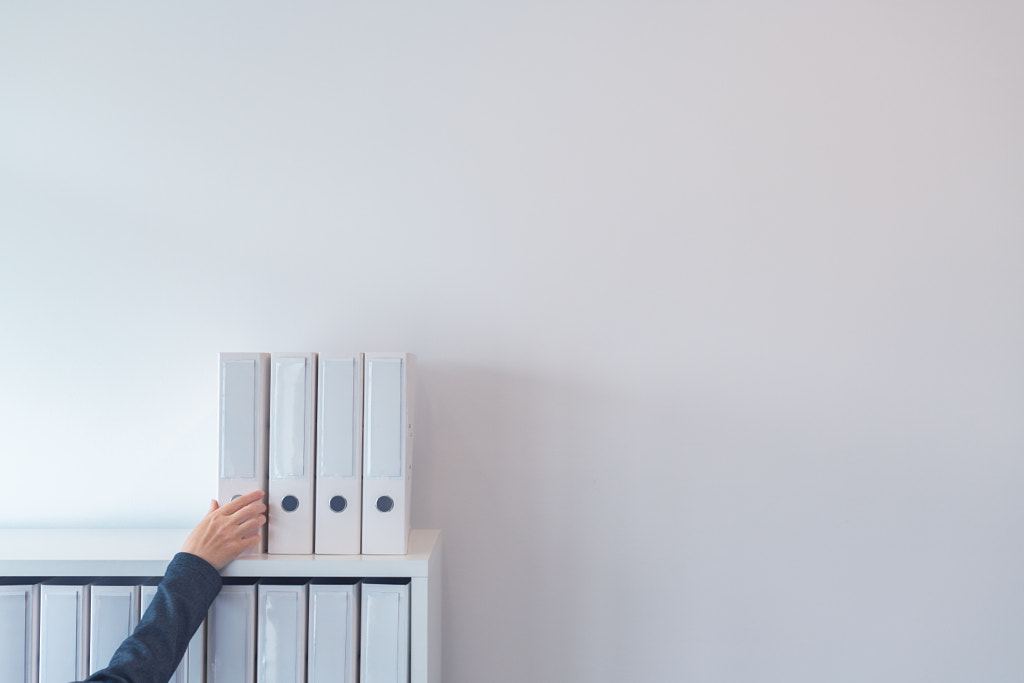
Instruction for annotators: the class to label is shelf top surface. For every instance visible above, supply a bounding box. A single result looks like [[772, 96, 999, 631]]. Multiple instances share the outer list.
[[0, 529, 440, 578]]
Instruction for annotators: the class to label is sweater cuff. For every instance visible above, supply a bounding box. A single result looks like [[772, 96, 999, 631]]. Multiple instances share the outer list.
[[166, 552, 222, 602]]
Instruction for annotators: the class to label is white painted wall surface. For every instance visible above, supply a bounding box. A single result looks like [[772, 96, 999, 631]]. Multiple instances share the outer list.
[[2, 2, 1023, 681]]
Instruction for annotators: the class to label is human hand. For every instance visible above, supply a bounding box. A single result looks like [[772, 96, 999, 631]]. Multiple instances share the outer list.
[[180, 490, 267, 571]]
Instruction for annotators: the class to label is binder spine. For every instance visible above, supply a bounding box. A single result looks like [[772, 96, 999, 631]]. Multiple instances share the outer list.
[[0, 581, 40, 683], [268, 352, 318, 555], [257, 580, 309, 683], [207, 580, 258, 683], [185, 619, 207, 683], [360, 581, 410, 683], [315, 354, 364, 555], [88, 583, 140, 675], [362, 353, 416, 555], [39, 581, 90, 683], [308, 581, 360, 683], [218, 352, 271, 554]]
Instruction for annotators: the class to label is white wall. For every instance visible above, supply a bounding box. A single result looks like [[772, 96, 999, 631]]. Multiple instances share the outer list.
[[2, 2, 1023, 681]]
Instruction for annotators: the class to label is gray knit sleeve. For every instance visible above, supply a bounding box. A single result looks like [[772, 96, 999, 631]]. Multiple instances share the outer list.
[[80, 552, 222, 683]]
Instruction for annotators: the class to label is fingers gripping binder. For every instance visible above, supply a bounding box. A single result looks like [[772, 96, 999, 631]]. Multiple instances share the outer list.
[[269, 352, 318, 555], [219, 353, 271, 554], [362, 353, 416, 555], [315, 354, 364, 555]]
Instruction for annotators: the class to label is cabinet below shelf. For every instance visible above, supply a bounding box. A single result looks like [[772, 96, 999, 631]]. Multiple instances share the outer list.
[[0, 528, 442, 682]]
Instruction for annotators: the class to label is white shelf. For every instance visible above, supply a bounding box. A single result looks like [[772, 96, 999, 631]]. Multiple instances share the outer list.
[[0, 528, 439, 577]]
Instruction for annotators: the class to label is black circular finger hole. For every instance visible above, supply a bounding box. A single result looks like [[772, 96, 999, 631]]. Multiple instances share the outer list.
[[281, 495, 299, 512], [376, 496, 394, 513], [330, 495, 348, 513]]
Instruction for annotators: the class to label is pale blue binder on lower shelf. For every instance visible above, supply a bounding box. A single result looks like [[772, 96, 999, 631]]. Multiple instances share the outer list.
[[308, 580, 360, 683], [39, 578, 90, 683], [257, 579, 310, 683], [88, 580, 140, 675], [360, 580, 410, 683], [208, 579, 258, 683], [0, 578, 41, 683]]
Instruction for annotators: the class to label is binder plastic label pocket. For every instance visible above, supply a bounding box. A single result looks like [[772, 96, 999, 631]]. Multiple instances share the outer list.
[[220, 360, 258, 480], [318, 359, 358, 478], [271, 357, 309, 479], [365, 359, 403, 479]]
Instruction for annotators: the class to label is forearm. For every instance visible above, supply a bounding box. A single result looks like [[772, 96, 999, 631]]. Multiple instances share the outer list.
[[81, 552, 221, 683]]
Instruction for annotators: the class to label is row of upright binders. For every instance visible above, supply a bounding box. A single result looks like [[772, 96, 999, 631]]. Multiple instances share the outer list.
[[0, 576, 409, 683], [219, 352, 415, 556]]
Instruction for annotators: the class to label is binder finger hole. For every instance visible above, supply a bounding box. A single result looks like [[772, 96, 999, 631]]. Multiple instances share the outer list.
[[282, 495, 299, 512], [330, 495, 348, 513], [376, 496, 394, 513]]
